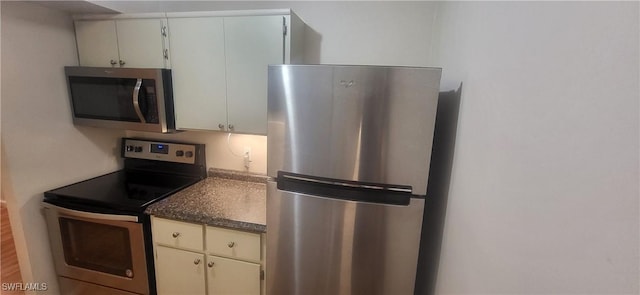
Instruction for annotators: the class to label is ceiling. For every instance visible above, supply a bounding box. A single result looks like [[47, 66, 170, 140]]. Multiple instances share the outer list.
[[31, 1, 120, 15]]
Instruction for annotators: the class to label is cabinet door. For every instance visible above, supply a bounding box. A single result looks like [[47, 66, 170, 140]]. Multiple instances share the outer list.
[[75, 20, 119, 67], [207, 255, 260, 295], [155, 246, 206, 295], [168, 17, 228, 131], [224, 16, 285, 135], [116, 19, 167, 68]]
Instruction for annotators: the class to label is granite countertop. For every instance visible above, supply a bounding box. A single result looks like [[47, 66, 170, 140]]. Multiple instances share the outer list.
[[145, 169, 268, 233]]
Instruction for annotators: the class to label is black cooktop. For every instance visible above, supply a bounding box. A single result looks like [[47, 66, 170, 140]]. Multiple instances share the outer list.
[[44, 138, 206, 215], [44, 170, 201, 214]]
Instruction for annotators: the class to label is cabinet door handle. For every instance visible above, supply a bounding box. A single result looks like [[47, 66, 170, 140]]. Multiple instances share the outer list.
[[172, 232, 181, 238], [227, 241, 235, 248], [218, 123, 225, 130], [228, 124, 234, 131], [119, 60, 126, 66], [110, 59, 117, 66], [194, 258, 201, 265], [208, 261, 215, 268]]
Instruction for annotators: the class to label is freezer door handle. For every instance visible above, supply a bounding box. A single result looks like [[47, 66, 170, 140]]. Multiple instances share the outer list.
[[277, 171, 414, 206]]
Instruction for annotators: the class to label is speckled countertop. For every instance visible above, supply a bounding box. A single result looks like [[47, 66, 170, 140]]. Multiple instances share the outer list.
[[145, 169, 268, 233]]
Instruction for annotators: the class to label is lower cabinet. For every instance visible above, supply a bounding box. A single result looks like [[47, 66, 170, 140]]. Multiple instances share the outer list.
[[151, 216, 264, 295], [207, 255, 260, 295], [156, 246, 206, 295]]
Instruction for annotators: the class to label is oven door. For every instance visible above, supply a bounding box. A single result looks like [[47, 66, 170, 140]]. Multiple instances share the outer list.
[[42, 203, 149, 295]]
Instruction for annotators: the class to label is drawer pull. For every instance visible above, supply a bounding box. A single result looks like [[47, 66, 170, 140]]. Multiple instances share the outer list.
[[172, 232, 181, 238], [194, 258, 201, 265], [227, 242, 235, 248], [208, 261, 215, 267]]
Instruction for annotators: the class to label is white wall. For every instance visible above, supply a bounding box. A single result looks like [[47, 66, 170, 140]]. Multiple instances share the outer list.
[[1, 1, 125, 292], [432, 2, 639, 294], [106, 1, 440, 174]]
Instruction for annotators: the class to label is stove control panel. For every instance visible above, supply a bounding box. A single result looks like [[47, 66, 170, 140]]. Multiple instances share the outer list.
[[122, 138, 201, 164]]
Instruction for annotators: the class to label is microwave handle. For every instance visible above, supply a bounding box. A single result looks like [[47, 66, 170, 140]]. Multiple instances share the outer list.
[[132, 78, 146, 123], [42, 203, 139, 223]]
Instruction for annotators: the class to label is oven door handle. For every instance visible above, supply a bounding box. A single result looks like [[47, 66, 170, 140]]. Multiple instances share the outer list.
[[42, 203, 139, 223]]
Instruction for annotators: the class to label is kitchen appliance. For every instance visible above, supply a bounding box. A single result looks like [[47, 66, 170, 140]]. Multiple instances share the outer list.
[[43, 138, 206, 295], [65, 67, 175, 133], [267, 65, 441, 294]]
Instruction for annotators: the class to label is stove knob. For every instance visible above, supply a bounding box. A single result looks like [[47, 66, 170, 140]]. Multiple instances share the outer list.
[[134, 146, 143, 152], [185, 151, 194, 158], [126, 145, 134, 152], [176, 150, 184, 157]]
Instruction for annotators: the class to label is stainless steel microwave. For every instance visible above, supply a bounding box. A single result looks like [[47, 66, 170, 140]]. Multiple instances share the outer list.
[[65, 67, 175, 133]]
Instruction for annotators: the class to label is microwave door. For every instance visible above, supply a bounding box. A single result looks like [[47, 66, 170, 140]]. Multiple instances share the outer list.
[[69, 76, 144, 123]]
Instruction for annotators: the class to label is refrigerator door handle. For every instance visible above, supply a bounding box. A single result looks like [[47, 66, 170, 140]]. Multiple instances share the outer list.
[[277, 171, 414, 206]]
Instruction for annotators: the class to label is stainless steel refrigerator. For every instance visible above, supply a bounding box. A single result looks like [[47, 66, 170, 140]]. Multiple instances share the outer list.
[[267, 65, 442, 295]]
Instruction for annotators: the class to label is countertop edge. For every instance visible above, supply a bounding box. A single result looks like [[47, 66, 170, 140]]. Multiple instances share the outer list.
[[147, 210, 267, 234]]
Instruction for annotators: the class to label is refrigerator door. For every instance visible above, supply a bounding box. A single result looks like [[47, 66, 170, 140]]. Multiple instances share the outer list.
[[268, 65, 441, 195], [266, 180, 425, 295]]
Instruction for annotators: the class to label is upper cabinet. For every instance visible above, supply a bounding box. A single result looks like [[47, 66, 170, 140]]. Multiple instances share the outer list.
[[224, 16, 285, 135], [167, 17, 227, 131], [72, 10, 305, 135], [168, 10, 305, 135], [75, 17, 170, 68]]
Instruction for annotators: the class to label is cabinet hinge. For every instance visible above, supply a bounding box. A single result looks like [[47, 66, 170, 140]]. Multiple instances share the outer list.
[[282, 17, 288, 36], [161, 26, 167, 37], [260, 270, 265, 281], [164, 49, 169, 60]]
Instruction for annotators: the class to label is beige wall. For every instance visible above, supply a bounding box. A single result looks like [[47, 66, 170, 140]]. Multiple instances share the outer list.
[[432, 2, 639, 294], [1, 1, 125, 292]]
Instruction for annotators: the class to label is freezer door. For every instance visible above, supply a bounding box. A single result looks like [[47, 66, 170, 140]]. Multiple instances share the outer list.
[[266, 181, 425, 295], [267, 65, 441, 195]]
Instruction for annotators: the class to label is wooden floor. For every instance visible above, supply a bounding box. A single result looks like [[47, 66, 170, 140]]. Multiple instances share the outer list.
[[1, 202, 24, 295]]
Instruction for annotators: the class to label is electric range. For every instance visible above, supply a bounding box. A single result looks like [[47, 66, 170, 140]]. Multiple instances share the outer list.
[[43, 138, 206, 295]]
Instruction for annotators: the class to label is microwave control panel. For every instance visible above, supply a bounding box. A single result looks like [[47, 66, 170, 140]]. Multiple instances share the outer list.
[[122, 139, 198, 164]]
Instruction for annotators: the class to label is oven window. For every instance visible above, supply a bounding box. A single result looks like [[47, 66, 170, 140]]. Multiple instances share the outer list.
[[59, 217, 133, 277]]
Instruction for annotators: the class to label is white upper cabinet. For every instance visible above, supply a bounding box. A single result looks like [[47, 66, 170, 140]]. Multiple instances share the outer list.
[[224, 15, 285, 135], [75, 17, 169, 68], [168, 17, 227, 131], [73, 10, 304, 135], [74, 20, 119, 67], [115, 19, 169, 68], [167, 10, 305, 135]]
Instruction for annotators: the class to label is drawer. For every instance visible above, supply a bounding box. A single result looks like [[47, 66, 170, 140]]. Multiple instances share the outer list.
[[152, 217, 203, 252], [206, 226, 261, 262]]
